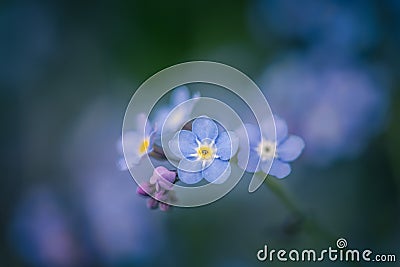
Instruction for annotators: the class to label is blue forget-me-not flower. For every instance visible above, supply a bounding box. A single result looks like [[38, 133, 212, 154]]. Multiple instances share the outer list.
[[237, 115, 304, 178], [169, 117, 238, 184]]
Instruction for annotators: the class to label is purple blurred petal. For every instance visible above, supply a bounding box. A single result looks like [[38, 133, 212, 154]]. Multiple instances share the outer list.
[[155, 191, 168, 202], [153, 166, 176, 183], [147, 198, 159, 209], [158, 179, 174, 191], [136, 183, 153, 196], [159, 203, 170, 212]]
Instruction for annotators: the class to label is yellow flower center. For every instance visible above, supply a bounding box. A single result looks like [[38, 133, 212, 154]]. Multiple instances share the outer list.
[[256, 138, 276, 161], [197, 145, 215, 160], [139, 138, 150, 155]]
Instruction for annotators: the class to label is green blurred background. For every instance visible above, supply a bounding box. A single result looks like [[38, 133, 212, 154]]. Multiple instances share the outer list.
[[1, 0, 399, 266]]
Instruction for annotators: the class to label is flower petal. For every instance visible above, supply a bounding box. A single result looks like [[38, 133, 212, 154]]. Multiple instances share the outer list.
[[269, 159, 291, 179], [123, 131, 145, 164], [158, 179, 174, 191], [136, 113, 153, 136], [237, 147, 261, 173], [278, 135, 305, 162], [155, 191, 168, 201], [159, 203, 170, 211], [136, 182, 153, 196], [178, 130, 198, 158], [260, 158, 273, 173], [178, 158, 204, 173], [215, 131, 237, 160], [150, 167, 175, 191], [168, 132, 184, 159], [153, 166, 176, 183], [202, 159, 231, 184], [172, 86, 190, 106], [274, 115, 289, 144], [192, 117, 218, 141], [167, 104, 189, 131], [154, 107, 169, 130], [136, 113, 147, 130], [147, 198, 159, 209], [244, 124, 262, 147], [117, 158, 128, 171], [261, 115, 288, 143], [177, 168, 203, 184]]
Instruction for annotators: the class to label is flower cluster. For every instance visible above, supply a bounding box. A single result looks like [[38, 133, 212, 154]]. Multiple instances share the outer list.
[[136, 166, 177, 211], [119, 86, 305, 211]]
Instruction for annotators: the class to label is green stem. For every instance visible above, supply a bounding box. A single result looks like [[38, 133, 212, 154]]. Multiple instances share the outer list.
[[264, 177, 335, 243]]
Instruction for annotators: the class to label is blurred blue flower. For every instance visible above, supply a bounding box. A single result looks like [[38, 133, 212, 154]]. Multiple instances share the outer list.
[[237, 116, 304, 178], [137, 166, 177, 211], [154, 85, 200, 133], [118, 113, 156, 170], [169, 117, 238, 184], [64, 98, 166, 265], [10, 186, 81, 267], [260, 55, 387, 165]]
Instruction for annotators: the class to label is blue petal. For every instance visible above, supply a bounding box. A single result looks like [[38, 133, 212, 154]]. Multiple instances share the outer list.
[[192, 117, 218, 141], [244, 124, 262, 147], [278, 135, 305, 162], [237, 147, 260, 173], [154, 107, 169, 129], [178, 130, 198, 158], [215, 131, 233, 160], [274, 115, 288, 144], [177, 168, 202, 184], [202, 159, 230, 183], [178, 158, 203, 173], [137, 113, 153, 136], [261, 115, 287, 143], [136, 113, 147, 129], [168, 132, 183, 159], [269, 159, 291, 179], [172, 86, 190, 106], [260, 158, 273, 174]]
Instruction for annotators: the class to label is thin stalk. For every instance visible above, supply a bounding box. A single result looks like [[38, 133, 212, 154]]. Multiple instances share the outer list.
[[264, 177, 335, 243]]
